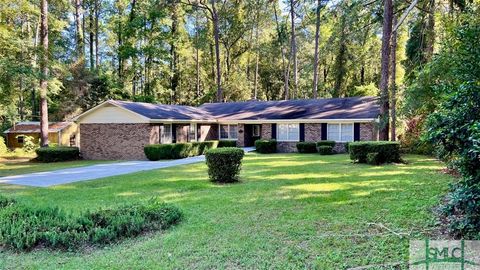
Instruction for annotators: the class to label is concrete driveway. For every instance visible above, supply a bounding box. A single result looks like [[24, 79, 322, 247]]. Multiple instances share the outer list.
[[0, 147, 255, 187]]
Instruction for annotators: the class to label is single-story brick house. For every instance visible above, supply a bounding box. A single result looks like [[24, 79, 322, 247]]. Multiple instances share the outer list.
[[75, 96, 380, 160], [3, 121, 78, 148]]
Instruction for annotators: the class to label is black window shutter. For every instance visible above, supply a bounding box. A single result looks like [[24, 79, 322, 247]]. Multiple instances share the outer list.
[[271, 124, 277, 139], [299, 123, 305, 141], [321, 123, 327, 140], [354, 123, 360, 141], [197, 124, 201, 141], [172, 123, 177, 143]]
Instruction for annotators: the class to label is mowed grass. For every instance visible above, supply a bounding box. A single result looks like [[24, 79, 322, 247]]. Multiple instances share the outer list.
[[0, 159, 115, 177], [0, 153, 451, 269]]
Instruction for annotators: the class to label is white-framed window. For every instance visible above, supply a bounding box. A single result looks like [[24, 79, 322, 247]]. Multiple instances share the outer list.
[[277, 123, 299, 142], [219, 124, 238, 140], [327, 123, 354, 142], [16, 135, 24, 144], [189, 123, 197, 142], [252, 125, 260, 137], [161, 124, 172, 144]]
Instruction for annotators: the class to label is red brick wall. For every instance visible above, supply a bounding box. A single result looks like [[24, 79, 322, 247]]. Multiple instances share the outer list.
[[80, 123, 158, 160], [305, 123, 322, 142]]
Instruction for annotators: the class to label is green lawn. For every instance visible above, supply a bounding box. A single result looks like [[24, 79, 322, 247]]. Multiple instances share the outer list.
[[0, 153, 451, 269], [0, 159, 115, 177]]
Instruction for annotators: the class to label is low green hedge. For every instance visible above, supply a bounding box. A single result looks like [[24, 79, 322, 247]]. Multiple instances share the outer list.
[[35, 147, 80, 162], [144, 144, 174, 160], [318, 145, 333, 155], [0, 195, 182, 251], [366, 152, 381, 165], [218, 140, 237, 148], [316, 140, 336, 148], [205, 147, 245, 183], [349, 141, 401, 164], [255, 139, 277, 153], [296, 142, 317, 153], [144, 141, 223, 160]]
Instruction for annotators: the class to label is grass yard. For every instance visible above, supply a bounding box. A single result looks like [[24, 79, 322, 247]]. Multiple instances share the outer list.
[[0, 153, 452, 269], [0, 159, 115, 177]]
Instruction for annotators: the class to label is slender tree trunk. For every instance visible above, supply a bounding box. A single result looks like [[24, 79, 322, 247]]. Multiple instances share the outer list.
[[425, 0, 435, 60], [89, 2, 95, 70], [273, 4, 288, 100], [379, 0, 393, 141], [390, 16, 398, 141], [312, 0, 322, 99], [194, 9, 201, 99], [170, 0, 179, 103], [289, 0, 297, 99], [75, 0, 84, 60], [253, 4, 260, 100], [95, 0, 99, 68], [39, 0, 49, 147], [211, 0, 222, 102]]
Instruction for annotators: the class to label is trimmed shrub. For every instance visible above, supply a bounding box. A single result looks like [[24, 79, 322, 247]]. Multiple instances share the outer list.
[[200, 141, 219, 154], [366, 152, 381, 165], [349, 141, 401, 164], [145, 141, 223, 160], [318, 146, 333, 155], [296, 142, 317, 153], [255, 139, 276, 154], [36, 147, 80, 162], [0, 197, 182, 251], [316, 140, 336, 148], [144, 144, 174, 160], [205, 147, 244, 183], [218, 140, 237, 148], [171, 143, 194, 158]]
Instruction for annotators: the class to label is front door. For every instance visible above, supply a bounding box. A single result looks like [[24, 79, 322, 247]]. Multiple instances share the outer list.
[[244, 124, 261, 146]]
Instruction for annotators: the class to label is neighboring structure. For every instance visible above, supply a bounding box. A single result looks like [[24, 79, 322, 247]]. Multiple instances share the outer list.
[[3, 122, 78, 148], [75, 97, 380, 160]]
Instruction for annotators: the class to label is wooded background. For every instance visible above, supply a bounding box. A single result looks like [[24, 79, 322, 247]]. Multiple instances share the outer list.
[[0, 0, 477, 139]]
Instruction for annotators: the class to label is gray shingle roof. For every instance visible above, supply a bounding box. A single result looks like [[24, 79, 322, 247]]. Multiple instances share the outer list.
[[199, 96, 379, 120], [110, 100, 213, 120], [109, 96, 379, 121]]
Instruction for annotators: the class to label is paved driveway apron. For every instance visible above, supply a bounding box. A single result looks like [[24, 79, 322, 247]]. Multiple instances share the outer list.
[[0, 147, 255, 187]]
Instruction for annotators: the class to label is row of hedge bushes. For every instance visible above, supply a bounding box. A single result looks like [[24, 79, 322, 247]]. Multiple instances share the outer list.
[[205, 147, 245, 183], [0, 196, 182, 251], [144, 140, 237, 161], [296, 141, 336, 155], [348, 141, 401, 165], [35, 146, 80, 162]]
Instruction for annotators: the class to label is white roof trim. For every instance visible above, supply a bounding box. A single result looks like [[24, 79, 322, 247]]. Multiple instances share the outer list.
[[74, 100, 151, 122]]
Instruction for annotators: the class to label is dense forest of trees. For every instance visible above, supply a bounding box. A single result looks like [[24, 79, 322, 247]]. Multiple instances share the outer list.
[[0, 0, 478, 140]]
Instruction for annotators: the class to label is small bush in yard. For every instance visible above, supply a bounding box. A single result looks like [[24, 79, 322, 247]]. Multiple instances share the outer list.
[[366, 152, 381, 165], [171, 143, 194, 158], [316, 140, 336, 148], [349, 141, 401, 164], [0, 195, 182, 251], [200, 141, 219, 153], [144, 144, 174, 160], [255, 139, 276, 153], [218, 140, 237, 148], [318, 146, 333, 155], [296, 142, 317, 153], [36, 147, 80, 162], [205, 147, 244, 183]]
